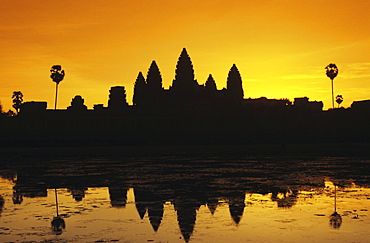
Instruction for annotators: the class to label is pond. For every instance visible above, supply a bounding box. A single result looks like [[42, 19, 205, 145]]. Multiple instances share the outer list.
[[0, 152, 370, 242]]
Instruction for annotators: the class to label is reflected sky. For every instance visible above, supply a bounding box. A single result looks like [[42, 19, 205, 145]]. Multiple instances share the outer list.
[[0, 155, 370, 242], [0, 178, 369, 242]]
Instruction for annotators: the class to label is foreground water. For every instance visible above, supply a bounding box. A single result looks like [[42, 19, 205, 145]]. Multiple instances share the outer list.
[[0, 152, 370, 242]]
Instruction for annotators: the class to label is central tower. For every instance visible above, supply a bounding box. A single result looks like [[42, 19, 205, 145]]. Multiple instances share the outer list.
[[171, 48, 199, 100]]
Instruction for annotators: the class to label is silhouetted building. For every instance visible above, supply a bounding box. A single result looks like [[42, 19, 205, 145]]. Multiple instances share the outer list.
[[170, 48, 204, 108], [108, 86, 128, 111], [133, 72, 147, 107], [243, 97, 291, 112], [67, 95, 87, 111], [226, 64, 244, 104], [11, 48, 370, 146], [293, 97, 323, 112], [93, 104, 105, 111], [351, 99, 370, 112], [146, 60, 164, 107], [20, 101, 47, 115], [204, 74, 217, 94]]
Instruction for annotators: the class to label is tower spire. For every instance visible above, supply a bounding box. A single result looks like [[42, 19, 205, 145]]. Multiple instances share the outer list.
[[133, 71, 147, 106], [226, 64, 244, 101], [146, 60, 163, 90], [171, 48, 197, 92]]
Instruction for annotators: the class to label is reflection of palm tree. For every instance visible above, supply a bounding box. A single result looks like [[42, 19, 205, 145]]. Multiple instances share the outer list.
[[325, 63, 338, 109], [330, 211, 342, 229], [329, 185, 342, 229], [51, 188, 65, 234], [52, 216, 65, 234], [12, 192, 23, 204]]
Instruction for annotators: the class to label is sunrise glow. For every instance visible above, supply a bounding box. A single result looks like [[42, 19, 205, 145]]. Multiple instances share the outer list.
[[1, 0, 370, 111]]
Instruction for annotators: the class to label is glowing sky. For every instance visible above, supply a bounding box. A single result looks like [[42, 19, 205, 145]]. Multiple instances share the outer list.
[[1, 0, 370, 111]]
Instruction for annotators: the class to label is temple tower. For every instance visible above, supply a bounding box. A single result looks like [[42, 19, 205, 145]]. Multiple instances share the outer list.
[[226, 64, 244, 102], [171, 48, 200, 103], [108, 86, 128, 110]]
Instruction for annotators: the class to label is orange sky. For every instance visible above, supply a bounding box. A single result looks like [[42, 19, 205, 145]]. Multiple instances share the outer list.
[[1, 0, 370, 111]]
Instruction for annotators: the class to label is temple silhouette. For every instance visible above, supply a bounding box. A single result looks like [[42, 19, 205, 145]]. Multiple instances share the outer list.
[[1, 48, 370, 146]]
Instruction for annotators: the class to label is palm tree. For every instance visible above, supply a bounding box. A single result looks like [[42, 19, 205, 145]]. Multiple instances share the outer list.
[[12, 91, 23, 114], [325, 63, 338, 109], [335, 95, 343, 108], [50, 65, 65, 110]]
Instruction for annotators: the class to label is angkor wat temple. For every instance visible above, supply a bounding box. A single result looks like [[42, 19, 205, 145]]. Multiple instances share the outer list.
[[1, 48, 370, 146]]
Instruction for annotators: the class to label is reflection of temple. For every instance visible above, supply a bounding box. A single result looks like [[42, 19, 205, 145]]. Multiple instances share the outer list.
[[132, 187, 248, 242], [2, 181, 353, 243], [3, 174, 310, 243], [109, 186, 129, 207], [12, 168, 47, 199], [173, 192, 202, 243], [271, 189, 298, 208], [2, 182, 311, 242], [3, 157, 369, 243], [68, 187, 87, 201], [206, 198, 220, 215], [134, 189, 164, 232], [228, 194, 246, 224]]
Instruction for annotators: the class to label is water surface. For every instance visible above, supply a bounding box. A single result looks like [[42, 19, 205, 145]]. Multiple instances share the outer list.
[[0, 154, 369, 242]]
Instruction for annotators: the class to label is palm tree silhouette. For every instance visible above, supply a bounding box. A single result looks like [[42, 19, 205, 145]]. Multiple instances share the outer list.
[[50, 65, 65, 110], [325, 63, 338, 109], [335, 95, 343, 108], [12, 91, 23, 114]]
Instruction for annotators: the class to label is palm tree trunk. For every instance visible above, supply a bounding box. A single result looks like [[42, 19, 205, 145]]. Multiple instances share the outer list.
[[331, 78, 334, 109], [54, 83, 59, 110]]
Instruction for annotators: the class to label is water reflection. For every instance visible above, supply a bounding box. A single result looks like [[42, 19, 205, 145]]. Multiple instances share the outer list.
[[271, 189, 298, 208], [51, 188, 66, 234], [329, 184, 342, 229], [0, 156, 369, 242], [0, 195, 4, 215], [330, 211, 342, 229]]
